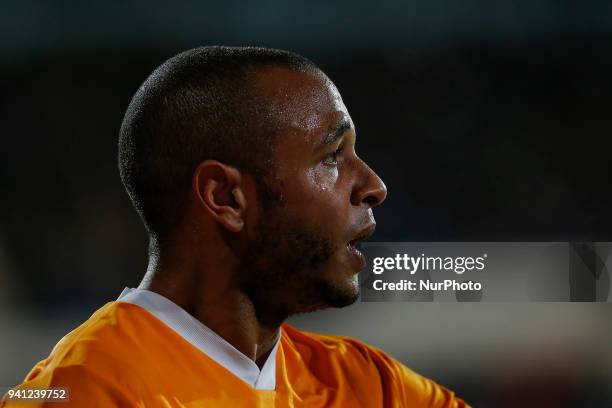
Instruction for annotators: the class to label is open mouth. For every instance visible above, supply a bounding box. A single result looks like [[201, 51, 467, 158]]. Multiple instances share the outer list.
[[347, 224, 376, 248], [347, 239, 362, 252], [346, 224, 376, 269], [346, 240, 365, 270]]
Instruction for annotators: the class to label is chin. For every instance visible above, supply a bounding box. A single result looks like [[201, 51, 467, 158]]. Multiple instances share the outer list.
[[293, 273, 360, 314], [330, 290, 359, 308], [319, 275, 360, 309]]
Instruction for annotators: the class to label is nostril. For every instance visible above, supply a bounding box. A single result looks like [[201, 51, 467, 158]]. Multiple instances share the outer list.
[[363, 195, 379, 207]]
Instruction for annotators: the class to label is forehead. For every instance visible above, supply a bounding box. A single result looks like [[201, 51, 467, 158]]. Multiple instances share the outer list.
[[252, 66, 351, 134]]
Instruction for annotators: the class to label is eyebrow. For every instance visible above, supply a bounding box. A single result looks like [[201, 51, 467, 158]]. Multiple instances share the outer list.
[[319, 119, 352, 148]]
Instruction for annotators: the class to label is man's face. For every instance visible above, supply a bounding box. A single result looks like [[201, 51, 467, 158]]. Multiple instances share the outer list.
[[239, 67, 387, 320]]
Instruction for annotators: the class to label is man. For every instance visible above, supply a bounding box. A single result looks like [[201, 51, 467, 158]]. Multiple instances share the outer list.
[[2, 46, 468, 407]]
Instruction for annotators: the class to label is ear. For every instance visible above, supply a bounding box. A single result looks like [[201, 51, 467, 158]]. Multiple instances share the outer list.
[[192, 160, 247, 232]]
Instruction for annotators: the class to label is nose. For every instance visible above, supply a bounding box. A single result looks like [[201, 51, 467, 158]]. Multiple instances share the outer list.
[[351, 159, 387, 208]]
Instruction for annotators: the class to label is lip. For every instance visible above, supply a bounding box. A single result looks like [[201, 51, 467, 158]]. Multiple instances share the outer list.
[[348, 223, 376, 245], [346, 223, 376, 271]]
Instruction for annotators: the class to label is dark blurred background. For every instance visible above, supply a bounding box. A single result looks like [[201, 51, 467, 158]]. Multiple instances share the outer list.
[[1, 1, 611, 406]]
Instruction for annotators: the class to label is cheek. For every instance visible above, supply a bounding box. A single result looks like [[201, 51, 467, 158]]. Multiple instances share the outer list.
[[301, 166, 347, 237], [306, 165, 338, 193]]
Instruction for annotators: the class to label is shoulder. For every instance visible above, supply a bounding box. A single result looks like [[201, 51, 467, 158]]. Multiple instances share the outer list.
[[2, 363, 137, 407], [281, 324, 470, 408], [22, 302, 158, 385], [281, 323, 415, 370], [281, 323, 414, 377], [281, 323, 382, 363], [47, 302, 151, 366], [3, 303, 151, 407]]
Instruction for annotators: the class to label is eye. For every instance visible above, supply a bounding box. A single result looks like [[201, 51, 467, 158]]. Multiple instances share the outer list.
[[322, 146, 343, 165]]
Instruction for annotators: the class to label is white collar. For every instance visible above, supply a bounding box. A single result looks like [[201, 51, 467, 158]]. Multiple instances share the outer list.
[[117, 287, 280, 390]]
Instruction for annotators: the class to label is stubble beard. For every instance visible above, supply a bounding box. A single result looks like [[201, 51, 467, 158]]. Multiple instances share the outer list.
[[238, 185, 359, 327]]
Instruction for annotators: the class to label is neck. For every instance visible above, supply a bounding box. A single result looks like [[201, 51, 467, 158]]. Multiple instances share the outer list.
[[139, 238, 281, 367]]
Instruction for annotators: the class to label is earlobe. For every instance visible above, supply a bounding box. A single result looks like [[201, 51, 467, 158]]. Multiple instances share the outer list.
[[193, 161, 246, 232]]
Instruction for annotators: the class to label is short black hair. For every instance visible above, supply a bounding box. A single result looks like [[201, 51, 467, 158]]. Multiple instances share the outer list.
[[118, 46, 318, 240]]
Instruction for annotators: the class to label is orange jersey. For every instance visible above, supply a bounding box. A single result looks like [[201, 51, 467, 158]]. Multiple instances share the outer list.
[[2, 302, 468, 407]]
